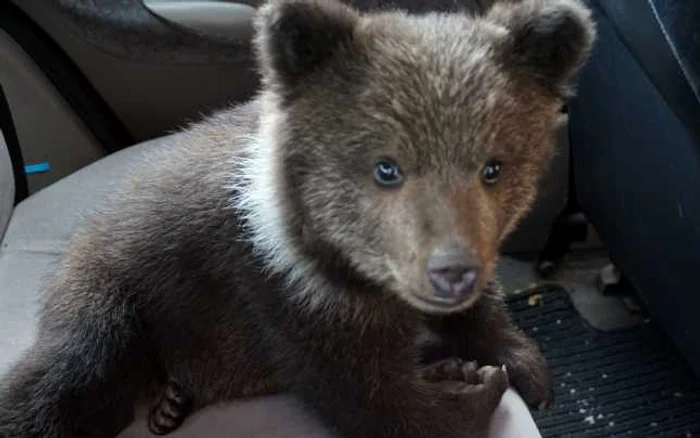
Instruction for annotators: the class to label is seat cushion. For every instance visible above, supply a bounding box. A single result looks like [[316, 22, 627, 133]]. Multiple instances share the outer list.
[[1, 136, 174, 255], [117, 390, 541, 438], [0, 135, 174, 374]]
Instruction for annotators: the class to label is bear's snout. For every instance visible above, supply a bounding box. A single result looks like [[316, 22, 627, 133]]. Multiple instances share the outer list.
[[425, 247, 481, 307]]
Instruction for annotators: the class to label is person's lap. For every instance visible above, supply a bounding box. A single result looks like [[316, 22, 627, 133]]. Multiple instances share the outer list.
[[119, 388, 541, 438]]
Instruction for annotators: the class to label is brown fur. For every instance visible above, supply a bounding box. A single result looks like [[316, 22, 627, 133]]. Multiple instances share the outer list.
[[0, 0, 594, 437]]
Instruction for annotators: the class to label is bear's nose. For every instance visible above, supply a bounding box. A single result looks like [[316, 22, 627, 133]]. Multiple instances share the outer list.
[[426, 250, 479, 301]]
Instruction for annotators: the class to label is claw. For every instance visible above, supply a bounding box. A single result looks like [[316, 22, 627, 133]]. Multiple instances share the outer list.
[[501, 364, 509, 382]]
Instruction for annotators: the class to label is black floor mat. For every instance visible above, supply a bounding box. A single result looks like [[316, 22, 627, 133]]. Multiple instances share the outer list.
[[506, 285, 700, 437]]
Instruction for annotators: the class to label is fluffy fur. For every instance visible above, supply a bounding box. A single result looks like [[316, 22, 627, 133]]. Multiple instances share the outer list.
[[0, 0, 595, 437]]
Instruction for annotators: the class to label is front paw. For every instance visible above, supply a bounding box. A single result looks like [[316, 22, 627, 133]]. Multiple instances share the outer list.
[[419, 358, 483, 385], [434, 364, 509, 415], [420, 359, 508, 410], [503, 346, 553, 409], [419, 357, 466, 382]]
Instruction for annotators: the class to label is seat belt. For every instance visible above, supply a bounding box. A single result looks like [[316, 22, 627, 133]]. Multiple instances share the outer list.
[[0, 85, 29, 204]]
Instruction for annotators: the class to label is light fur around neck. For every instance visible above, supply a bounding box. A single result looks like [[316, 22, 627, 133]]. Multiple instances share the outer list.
[[229, 96, 356, 316]]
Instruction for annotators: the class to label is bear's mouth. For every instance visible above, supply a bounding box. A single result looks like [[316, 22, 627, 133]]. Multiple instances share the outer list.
[[412, 290, 481, 312]]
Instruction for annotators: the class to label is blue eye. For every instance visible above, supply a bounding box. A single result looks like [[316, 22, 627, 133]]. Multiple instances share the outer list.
[[482, 160, 503, 185], [373, 158, 404, 187]]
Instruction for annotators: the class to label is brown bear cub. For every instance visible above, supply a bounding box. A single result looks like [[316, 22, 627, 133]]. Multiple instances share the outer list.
[[0, 0, 594, 436]]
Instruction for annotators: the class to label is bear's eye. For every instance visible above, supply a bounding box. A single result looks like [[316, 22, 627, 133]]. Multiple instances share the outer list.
[[373, 158, 404, 187], [482, 160, 503, 185]]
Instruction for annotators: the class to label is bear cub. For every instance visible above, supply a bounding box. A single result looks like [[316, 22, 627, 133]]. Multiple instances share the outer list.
[[0, 0, 594, 437]]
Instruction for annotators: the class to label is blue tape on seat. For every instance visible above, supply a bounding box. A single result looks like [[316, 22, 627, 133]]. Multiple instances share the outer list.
[[24, 162, 50, 174]]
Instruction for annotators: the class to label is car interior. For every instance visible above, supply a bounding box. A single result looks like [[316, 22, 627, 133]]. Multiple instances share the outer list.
[[0, 0, 698, 436]]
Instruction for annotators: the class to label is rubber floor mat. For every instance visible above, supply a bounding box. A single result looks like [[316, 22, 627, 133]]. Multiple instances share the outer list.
[[506, 285, 700, 437]]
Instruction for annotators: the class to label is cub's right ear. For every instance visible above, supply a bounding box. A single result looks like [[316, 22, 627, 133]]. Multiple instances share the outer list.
[[254, 0, 359, 91]]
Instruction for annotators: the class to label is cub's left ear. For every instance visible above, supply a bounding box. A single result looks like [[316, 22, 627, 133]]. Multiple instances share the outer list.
[[489, 0, 596, 96]]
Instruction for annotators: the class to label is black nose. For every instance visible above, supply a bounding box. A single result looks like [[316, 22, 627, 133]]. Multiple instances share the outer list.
[[427, 250, 479, 301]]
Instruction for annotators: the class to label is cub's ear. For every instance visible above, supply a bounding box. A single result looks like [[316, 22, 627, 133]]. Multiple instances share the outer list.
[[254, 0, 359, 91], [489, 0, 596, 96]]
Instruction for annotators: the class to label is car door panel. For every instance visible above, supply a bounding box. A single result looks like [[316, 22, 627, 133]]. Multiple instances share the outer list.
[[13, 0, 259, 142]]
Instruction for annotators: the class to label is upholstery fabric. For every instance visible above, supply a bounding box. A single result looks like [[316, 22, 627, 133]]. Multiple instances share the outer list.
[[0, 136, 172, 374], [650, 0, 700, 102]]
